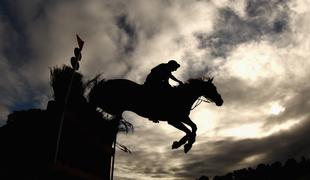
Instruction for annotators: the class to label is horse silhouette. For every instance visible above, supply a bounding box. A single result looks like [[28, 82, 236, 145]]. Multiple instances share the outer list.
[[88, 77, 223, 153]]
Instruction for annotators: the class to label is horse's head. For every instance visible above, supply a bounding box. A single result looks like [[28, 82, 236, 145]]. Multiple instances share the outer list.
[[203, 77, 223, 106], [189, 77, 223, 106]]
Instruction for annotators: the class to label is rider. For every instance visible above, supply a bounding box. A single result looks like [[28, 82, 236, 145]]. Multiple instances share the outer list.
[[144, 60, 183, 123], [144, 60, 183, 89]]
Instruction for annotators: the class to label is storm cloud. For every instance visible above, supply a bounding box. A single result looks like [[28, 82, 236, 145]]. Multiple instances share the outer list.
[[195, 0, 292, 57]]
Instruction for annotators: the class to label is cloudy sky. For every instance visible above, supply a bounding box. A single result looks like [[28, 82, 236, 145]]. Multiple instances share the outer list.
[[1, 0, 310, 179]]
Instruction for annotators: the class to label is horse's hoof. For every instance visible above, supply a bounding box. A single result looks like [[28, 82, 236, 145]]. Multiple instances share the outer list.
[[172, 141, 180, 149], [184, 144, 192, 153]]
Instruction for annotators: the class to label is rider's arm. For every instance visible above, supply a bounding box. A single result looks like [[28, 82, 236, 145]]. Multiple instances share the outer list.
[[170, 74, 183, 84]]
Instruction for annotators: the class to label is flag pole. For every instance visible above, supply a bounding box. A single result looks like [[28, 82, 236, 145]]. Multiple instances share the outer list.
[[54, 34, 84, 164]]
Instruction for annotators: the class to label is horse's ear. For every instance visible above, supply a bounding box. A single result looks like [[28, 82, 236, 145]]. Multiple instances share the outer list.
[[208, 77, 214, 82], [202, 76, 209, 81]]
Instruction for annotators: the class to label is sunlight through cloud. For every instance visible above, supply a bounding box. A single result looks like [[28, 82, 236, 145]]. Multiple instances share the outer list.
[[220, 123, 262, 139], [219, 42, 286, 82], [269, 103, 285, 115]]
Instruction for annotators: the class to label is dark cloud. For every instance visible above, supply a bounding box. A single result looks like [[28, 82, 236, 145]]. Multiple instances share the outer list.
[[195, 0, 291, 57], [115, 118, 201, 179], [116, 14, 138, 54], [212, 65, 310, 127], [0, 0, 50, 66], [0, 3, 42, 115], [273, 20, 287, 33], [264, 83, 310, 127]]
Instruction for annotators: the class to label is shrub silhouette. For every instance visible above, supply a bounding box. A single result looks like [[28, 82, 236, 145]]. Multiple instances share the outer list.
[[208, 157, 310, 180], [0, 65, 131, 179]]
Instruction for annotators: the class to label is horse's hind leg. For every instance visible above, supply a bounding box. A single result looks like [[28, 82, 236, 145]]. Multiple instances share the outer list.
[[168, 121, 191, 150]]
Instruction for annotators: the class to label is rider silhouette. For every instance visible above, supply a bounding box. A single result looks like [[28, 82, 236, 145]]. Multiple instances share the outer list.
[[144, 60, 183, 123], [144, 60, 183, 89]]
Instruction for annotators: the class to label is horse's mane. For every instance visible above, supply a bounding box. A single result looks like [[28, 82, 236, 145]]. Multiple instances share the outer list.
[[186, 78, 205, 84], [175, 78, 208, 89]]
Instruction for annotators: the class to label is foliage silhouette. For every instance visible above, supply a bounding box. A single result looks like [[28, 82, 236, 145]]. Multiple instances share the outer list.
[[50, 66, 86, 105], [210, 157, 310, 180], [0, 65, 131, 179], [197, 175, 210, 180]]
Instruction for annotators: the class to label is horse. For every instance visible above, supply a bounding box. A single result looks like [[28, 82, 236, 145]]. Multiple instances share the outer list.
[[88, 77, 223, 153]]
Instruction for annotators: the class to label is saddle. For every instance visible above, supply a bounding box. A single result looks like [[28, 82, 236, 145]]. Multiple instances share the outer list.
[[143, 84, 175, 123]]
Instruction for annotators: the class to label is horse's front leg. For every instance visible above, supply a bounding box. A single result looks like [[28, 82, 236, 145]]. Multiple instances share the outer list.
[[182, 116, 197, 134], [172, 135, 188, 150], [167, 120, 191, 151]]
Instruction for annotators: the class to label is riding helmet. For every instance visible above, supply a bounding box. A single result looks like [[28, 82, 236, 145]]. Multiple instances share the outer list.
[[168, 60, 180, 69]]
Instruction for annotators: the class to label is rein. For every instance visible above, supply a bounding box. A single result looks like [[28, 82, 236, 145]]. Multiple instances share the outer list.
[[191, 97, 211, 110]]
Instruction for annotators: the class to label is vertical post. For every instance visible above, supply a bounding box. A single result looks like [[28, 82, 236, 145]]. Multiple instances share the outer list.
[[110, 118, 120, 180], [54, 70, 75, 164], [54, 35, 84, 164], [110, 138, 116, 180]]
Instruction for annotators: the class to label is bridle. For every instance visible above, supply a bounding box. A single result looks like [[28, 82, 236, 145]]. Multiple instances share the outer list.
[[191, 97, 211, 110]]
